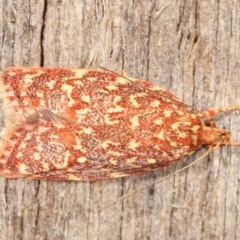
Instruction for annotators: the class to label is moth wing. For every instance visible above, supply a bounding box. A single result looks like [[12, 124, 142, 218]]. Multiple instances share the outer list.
[[0, 67, 195, 181], [0, 119, 136, 181]]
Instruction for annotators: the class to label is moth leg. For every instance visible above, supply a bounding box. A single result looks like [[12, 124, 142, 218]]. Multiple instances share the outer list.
[[197, 106, 240, 118], [122, 69, 129, 78]]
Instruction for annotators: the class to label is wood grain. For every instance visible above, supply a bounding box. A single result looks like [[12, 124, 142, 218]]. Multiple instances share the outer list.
[[0, 0, 240, 239]]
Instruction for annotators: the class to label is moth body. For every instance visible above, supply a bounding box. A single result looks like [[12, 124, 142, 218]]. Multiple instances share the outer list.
[[0, 68, 236, 180]]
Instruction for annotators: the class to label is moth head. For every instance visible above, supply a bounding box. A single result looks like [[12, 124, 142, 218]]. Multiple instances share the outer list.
[[200, 126, 230, 147]]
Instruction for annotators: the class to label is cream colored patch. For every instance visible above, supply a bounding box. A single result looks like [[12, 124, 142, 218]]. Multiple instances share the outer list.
[[151, 100, 161, 107], [11, 100, 19, 107], [161, 151, 169, 157], [38, 126, 49, 135], [98, 89, 108, 93], [150, 85, 166, 91], [191, 135, 198, 145], [130, 115, 139, 129], [74, 80, 83, 85], [0, 159, 7, 163], [73, 144, 84, 151], [171, 122, 180, 130], [36, 144, 44, 154], [163, 110, 172, 117], [16, 152, 23, 158], [128, 139, 140, 150], [137, 92, 147, 97], [182, 121, 192, 126], [82, 127, 92, 134], [37, 92, 44, 98], [76, 108, 89, 115], [116, 77, 129, 84], [33, 153, 41, 160], [61, 83, 75, 107], [109, 158, 118, 165], [105, 84, 118, 90], [5, 90, 15, 97], [154, 118, 164, 125], [178, 132, 187, 138], [156, 130, 165, 140], [129, 95, 140, 108], [81, 95, 90, 103], [126, 157, 139, 167], [191, 125, 200, 132], [2, 150, 12, 157], [174, 154, 181, 159], [86, 77, 97, 81], [40, 99, 45, 106], [170, 142, 180, 147], [18, 163, 29, 174], [55, 150, 69, 169], [74, 132, 85, 149], [77, 157, 88, 163], [19, 142, 27, 149], [153, 145, 160, 150], [126, 157, 137, 164], [129, 92, 147, 108], [104, 114, 119, 125], [102, 140, 119, 149], [190, 114, 197, 119], [106, 97, 124, 112], [176, 111, 184, 115], [109, 172, 130, 178], [75, 108, 89, 122], [107, 105, 124, 113], [94, 167, 109, 172], [107, 150, 123, 156], [46, 80, 56, 89], [22, 70, 44, 84], [113, 96, 121, 103], [74, 69, 89, 78], [65, 169, 74, 173], [67, 174, 81, 180], [147, 158, 157, 164]]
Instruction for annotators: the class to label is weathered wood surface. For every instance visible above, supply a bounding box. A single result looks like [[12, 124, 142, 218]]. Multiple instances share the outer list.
[[0, 0, 240, 239]]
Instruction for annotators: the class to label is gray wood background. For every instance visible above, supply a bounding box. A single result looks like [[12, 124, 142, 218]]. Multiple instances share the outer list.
[[0, 0, 240, 239]]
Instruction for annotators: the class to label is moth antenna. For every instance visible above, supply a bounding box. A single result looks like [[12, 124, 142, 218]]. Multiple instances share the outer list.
[[198, 106, 240, 118], [224, 141, 240, 147], [98, 147, 214, 211], [99, 66, 133, 82]]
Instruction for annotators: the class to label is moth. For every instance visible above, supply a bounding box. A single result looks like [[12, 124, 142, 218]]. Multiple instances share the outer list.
[[0, 67, 239, 181]]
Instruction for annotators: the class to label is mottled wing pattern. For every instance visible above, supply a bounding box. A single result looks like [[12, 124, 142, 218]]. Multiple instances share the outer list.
[[0, 68, 203, 180]]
